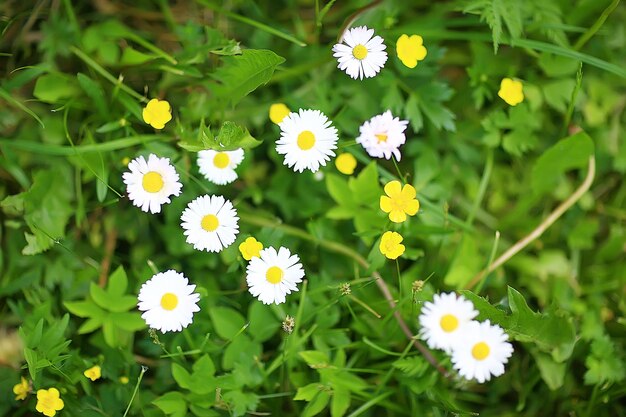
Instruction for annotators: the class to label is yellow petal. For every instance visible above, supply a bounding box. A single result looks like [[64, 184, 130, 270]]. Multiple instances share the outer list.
[[405, 199, 420, 216], [401, 183, 416, 199], [384, 180, 402, 197], [389, 210, 407, 223], [380, 196, 393, 213]]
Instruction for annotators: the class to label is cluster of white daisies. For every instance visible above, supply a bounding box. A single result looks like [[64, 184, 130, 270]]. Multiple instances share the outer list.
[[419, 293, 514, 383]]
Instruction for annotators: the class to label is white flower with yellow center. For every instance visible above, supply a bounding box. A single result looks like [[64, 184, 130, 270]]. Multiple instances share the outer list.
[[451, 320, 514, 383], [356, 110, 409, 161], [137, 270, 200, 333], [276, 109, 339, 173], [197, 148, 245, 185], [332, 26, 388, 80], [246, 247, 305, 305], [122, 154, 182, 214], [181, 195, 239, 252], [418, 292, 478, 353]]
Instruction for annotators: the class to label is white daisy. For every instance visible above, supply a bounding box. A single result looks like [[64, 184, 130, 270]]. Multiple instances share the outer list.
[[122, 154, 182, 214], [246, 246, 305, 305], [181, 195, 239, 252], [332, 25, 388, 80], [137, 270, 200, 333], [197, 148, 245, 185], [276, 109, 339, 173], [356, 110, 409, 161], [451, 320, 514, 383], [418, 292, 478, 353]]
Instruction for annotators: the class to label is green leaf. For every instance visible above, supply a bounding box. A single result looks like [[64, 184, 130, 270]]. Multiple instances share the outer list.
[[211, 49, 285, 107], [295, 383, 323, 401], [153, 392, 188, 417], [392, 356, 429, 377], [444, 235, 483, 287], [110, 312, 145, 331], [301, 391, 330, 417], [192, 354, 216, 378], [171, 363, 192, 389], [331, 387, 350, 417], [209, 306, 246, 340], [299, 351, 330, 368], [90, 283, 111, 310], [214, 121, 262, 151], [348, 162, 380, 206], [107, 266, 128, 297], [78, 317, 103, 334], [64, 301, 105, 318], [76, 73, 108, 117], [584, 334, 625, 385], [533, 351, 566, 390], [464, 0, 522, 53], [248, 302, 279, 342], [325, 174, 356, 208], [33, 73, 80, 103], [531, 131, 594, 195]]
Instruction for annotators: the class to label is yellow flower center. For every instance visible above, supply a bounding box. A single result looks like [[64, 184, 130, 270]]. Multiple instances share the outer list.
[[471, 342, 490, 361], [213, 152, 230, 169], [201, 214, 219, 232], [142, 171, 164, 193], [266, 266, 284, 284], [297, 130, 316, 150], [375, 133, 388, 143], [160, 292, 178, 310], [352, 44, 368, 60], [439, 314, 459, 332]]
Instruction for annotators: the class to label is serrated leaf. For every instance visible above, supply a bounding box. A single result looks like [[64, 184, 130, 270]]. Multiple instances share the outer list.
[[392, 356, 429, 377], [211, 49, 285, 107]]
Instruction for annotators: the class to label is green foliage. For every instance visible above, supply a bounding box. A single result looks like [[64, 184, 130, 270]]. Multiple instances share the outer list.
[[2, 0, 625, 416]]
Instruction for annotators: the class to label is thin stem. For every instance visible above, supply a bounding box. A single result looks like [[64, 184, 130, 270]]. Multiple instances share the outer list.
[[465, 148, 494, 227], [123, 366, 148, 417], [574, 0, 621, 51], [465, 156, 596, 290]]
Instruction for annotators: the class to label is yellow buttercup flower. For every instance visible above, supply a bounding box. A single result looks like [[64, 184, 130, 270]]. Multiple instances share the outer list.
[[335, 153, 357, 175], [36, 388, 64, 417], [119, 376, 129, 384], [142, 98, 172, 129], [380, 180, 420, 223], [379, 231, 405, 260], [84, 365, 102, 381], [13, 377, 29, 401], [239, 237, 263, 260], [396, 34, 427, 68], [498, 78, 524, 106], [269, 103, 290, 124]]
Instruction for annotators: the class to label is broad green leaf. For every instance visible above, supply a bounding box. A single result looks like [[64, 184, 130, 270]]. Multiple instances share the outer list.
[[33, 73, 80, 103], [107, 266, 128, 297], [222, 390, 259, 416], [248, 302, 279, 342], [325, 174, 356, 208], [64, 301, 105, 318], [78, 317, 103, 334], [110, 312, 145, 331], [90, 283, 111, 310], [533, 350, 566, 390], [209, 306, 246, 340], [153, 392, 187, 417], [331, 387, 350, 417], [531, 131, 594, 195], [299, 351, 330, 368], [214, 121, 262, 151], [171, 363, 192, 389], [294, 383, 322, 401], [211, 49, 285, 107], [301, 391, 330, 417], [192, 354, 216, 378], [349, 162, 379, 206], [444, 235, 482, 287], [584, 334, 626, 385], [76, 73, 108, 117]]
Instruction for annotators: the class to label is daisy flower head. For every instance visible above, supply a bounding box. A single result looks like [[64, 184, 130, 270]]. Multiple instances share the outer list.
[[122, 154, 182, 214], [142, 98, 172, 129], [332, 26, 388, 80], [137, 270, 201, 333], [418, 292, 478, 353], [181, 195, 239, 252], [451, 320, 514, 383], [356, 110, 409, 161], [197, 148, 245, 185], [380, 180, 420, 223], [246, 246, 305, 305], [276, 109, 339, 173]]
